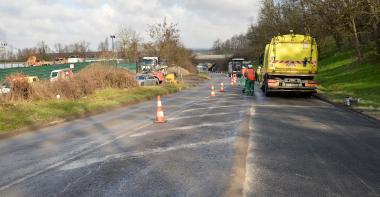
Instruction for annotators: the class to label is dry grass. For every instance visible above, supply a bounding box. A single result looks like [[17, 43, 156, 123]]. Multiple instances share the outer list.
[[0, 63, 137, 102]]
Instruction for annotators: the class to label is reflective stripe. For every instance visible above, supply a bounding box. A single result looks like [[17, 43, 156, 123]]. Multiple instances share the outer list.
[[157, 111, 164, 117], [271, 60, 317, 64]]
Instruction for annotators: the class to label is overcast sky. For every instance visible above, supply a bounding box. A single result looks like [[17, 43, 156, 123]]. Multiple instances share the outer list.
[[0, 0, 260, 50]]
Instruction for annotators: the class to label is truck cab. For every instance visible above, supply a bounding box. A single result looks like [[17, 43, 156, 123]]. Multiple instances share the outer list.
[[50, 68, 73, 82], [137, 57, 166, 84], [141, 57, 159, 72], [228, 58, 245, 77]]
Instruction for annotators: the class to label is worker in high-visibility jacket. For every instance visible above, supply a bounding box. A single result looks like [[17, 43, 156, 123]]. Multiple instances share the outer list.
[[240, 65, 247, 93], [244, 64, 256, 96]]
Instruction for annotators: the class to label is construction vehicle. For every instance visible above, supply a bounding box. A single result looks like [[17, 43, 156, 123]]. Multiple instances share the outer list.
[[257, 33, 318, 96], [26, 56, 53, 67], [67, 55, 84, 63], [54, 58, 67, 64], [136, 57, 167, 83], [1, 75, 39, 94], [50, 68, 73, 82], [24, 76, 39, 83], [228, 58, 244, 77], [165, 73, 178, 84]]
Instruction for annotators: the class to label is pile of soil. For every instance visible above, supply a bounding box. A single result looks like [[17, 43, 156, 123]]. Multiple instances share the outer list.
[[167, 66, 191, 76]]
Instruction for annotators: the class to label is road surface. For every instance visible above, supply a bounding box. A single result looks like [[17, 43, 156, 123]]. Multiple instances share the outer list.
[[0, 74, 379, 197]]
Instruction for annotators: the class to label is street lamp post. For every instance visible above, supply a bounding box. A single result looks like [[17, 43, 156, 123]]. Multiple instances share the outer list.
[[110, 35, 116, 59], [0, 42, 7, 68]]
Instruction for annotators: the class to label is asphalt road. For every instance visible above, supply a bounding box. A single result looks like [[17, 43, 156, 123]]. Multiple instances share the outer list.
[[0, 74, 379, 197]]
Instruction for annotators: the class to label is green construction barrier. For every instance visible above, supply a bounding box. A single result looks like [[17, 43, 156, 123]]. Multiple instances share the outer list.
[[0, 60, 137, 82], [0, 62, 90, 81], [117, 62, 136, 73]]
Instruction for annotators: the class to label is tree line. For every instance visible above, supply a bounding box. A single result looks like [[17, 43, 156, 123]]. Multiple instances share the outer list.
[[1, 41, 91, 62], [214, 0, 380, 63], [2, 18, 193, 71]]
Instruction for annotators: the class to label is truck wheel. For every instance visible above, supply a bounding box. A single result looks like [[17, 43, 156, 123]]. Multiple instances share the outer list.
[[264, 81, 271, 97], [303, 92, 313, 98], [261, 84, 265, 92], [264, 75, 271, 97]]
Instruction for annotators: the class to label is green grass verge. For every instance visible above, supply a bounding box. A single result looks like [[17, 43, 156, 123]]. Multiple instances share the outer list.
[[0, 84, 185, 133], [317, 48, 380, 116]]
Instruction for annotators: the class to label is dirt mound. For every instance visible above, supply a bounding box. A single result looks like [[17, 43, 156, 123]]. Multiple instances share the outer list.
[[167, 66, 191, 76]]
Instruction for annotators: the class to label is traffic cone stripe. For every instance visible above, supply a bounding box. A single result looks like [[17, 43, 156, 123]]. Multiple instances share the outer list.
[[220, 82, 225, 92], [155, 96, 167, 123], [211, 85, 216, 97]]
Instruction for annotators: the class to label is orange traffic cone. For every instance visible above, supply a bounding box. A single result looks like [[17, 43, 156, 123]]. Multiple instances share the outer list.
[[211, 85, 216, 97], [220, 82, 225, 92], [155, 96, 167, 123]]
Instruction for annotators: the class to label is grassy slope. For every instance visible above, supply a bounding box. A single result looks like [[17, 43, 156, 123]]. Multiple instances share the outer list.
[[0, 84, 183, 133], [317, 48, 380, 114]]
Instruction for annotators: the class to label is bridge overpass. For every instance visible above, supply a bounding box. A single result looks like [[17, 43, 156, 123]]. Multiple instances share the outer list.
[[193, 54, 232, 72]]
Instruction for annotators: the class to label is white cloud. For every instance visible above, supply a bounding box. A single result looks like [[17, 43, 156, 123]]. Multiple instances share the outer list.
[[0, 0, 260, 49]]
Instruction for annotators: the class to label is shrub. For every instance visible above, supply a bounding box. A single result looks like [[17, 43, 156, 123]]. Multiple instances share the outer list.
[[1, 63, 137, 102]]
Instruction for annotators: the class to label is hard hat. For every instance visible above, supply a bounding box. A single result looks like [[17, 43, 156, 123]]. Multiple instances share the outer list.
[[248, 64, 253, 68]]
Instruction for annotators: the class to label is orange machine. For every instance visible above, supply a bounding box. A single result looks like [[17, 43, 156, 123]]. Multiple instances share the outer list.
[[26, 56, 53, 67]]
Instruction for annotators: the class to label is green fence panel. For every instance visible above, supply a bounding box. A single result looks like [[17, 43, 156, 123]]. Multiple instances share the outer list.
[[0, 62, 91, 81], [0, 61, 136, 82], [117, 62, 136, 73]]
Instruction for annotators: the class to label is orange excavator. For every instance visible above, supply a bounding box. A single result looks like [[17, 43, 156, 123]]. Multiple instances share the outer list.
[[136, 57, 167, 84], [26, 56, 53, 67]]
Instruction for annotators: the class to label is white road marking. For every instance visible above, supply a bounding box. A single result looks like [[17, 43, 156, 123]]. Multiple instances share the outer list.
[[60, 137, 236, 171], [253, 104, 331, 108], [0, 94, 212, 191], [168, 111, 245, 121], [182, 105, 250, 112], [0, 123, 152, 192], [243, 106, 255, 197], [130, 120, 242, 137]]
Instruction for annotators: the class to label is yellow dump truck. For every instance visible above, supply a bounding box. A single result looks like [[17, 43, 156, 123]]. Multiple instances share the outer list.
[[257, 34, 318, 96]]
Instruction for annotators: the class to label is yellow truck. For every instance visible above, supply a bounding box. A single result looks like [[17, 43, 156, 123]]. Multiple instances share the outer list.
[[257, 34, 318, 96]]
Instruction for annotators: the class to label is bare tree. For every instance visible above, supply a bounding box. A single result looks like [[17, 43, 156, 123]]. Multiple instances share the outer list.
[[117, 27, 141, 61], [98, 38, 109, 52], [36, 41, 50, 60], [365, 0, 380, 54], [53, 43, 64, 53], [147, 18, 182, 64]]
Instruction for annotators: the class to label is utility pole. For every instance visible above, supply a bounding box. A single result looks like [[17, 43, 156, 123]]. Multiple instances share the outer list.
[[0, 41, 7, 68], [110, 35, 116, 59]]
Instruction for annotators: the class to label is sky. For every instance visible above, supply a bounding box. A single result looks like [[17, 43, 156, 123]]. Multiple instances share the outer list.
[[0, 0, 260, 51]]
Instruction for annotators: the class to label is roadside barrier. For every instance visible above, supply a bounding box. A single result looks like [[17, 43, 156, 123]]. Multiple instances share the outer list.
[[220, 82, 225, 92], [155, 96, 167, 123], [210, 85, 216, 97]]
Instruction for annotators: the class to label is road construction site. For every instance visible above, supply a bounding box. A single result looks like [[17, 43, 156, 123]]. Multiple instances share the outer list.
[[0, 73, 379, 196]]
